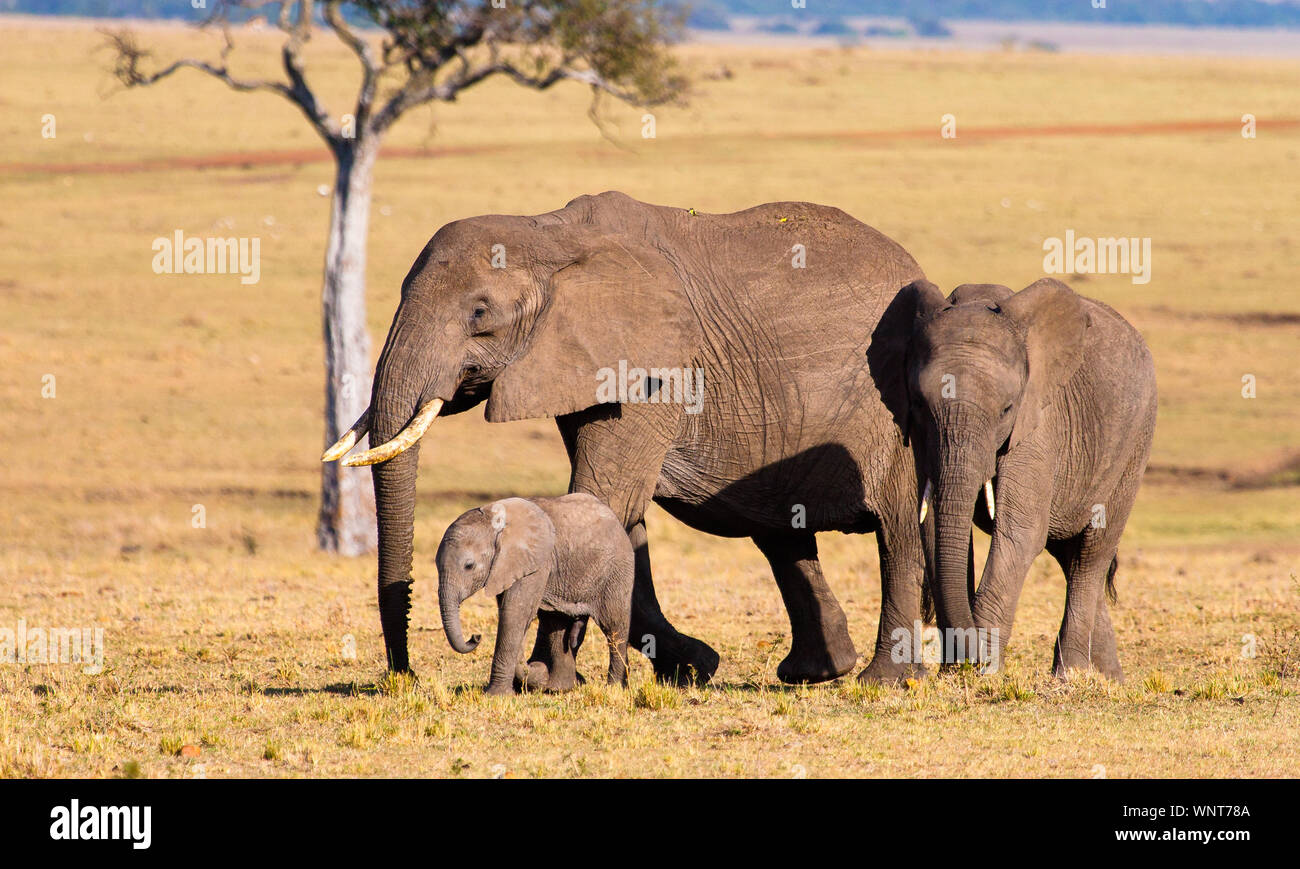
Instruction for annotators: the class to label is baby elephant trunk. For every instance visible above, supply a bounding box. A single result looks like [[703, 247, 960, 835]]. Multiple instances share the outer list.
[[440, 581, 480, 654]]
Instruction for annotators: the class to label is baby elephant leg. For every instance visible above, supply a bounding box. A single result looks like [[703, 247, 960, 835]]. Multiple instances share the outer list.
[[516, 612, 582, 692], [599, 584, 632, 688]]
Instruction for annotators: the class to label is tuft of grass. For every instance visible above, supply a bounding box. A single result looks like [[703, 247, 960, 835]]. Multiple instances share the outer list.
[[996, 677, 1036, 703], [377, 671, 420, 697], [633, 681, 681, 710], [836, 678, 887, 704], [262, 740, 283, 761], [158, 736, 184, 756], [1192, 679, 1228, 701], [1144, 671, 1172, 694]]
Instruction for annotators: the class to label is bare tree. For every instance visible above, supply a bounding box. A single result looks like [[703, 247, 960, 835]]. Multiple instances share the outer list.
[[106, 0, 684, 555]]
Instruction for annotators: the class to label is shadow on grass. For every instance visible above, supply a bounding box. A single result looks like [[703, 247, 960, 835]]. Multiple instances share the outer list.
[[260, 682, 381, 697]]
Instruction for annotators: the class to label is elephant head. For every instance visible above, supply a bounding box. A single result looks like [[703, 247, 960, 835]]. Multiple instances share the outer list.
[[901, 278, 1090, 641], [436, 499, 556, 678], [322, 195, 699, 671]]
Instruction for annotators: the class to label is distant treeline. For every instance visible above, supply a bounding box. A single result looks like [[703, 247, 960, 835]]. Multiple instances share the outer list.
[[705, 0, 1300, 28], [4, 0, 1300, 28]]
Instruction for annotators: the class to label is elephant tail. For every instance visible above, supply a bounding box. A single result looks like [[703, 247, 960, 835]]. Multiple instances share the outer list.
[[1106, 554, 1119, 604]]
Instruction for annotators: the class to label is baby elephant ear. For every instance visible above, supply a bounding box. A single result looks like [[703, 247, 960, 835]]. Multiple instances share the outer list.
[[484, 499, 556, 597], [1001, 278, 1091, 448]]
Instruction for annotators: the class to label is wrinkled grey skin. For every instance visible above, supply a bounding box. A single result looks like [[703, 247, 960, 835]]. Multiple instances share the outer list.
[[897, 278, 1156, 679], [369, 190, 929, 688], [437, 494, 633, 696]]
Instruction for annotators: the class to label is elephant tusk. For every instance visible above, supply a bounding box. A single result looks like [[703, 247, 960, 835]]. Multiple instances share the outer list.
[[918, 479, 932, 525], [341, 399, 444, 467], [321, 407, 372, 463], [985, 479, 996, 521]]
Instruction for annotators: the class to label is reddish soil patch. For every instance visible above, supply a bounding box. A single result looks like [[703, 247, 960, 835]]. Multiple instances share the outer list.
[[4, 118, 1297, 176], [0, 143, 497, 176], [779, 117, 1300, 145]]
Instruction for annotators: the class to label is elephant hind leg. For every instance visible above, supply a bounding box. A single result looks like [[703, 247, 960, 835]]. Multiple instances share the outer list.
[[752, 531, 859, 685], [596, 580, 631, 688], [1089, 596, 1124, 682], [1050, 536, 1120, 680]]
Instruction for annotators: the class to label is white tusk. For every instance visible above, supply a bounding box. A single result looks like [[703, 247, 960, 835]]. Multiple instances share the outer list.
[[341, 399, 444, 467], [918, 479, 932, 525], [985, 479, 996, 521], [321, 408, 372, 462]]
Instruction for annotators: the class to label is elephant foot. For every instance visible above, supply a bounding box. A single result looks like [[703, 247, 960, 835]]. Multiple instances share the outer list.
[[857, 653, 929, 686], [514, 661, 550, 692], [649, 634, 720, 687], [776, 636, 859, 685], [514, 659, 585, 693], [1050, 660, 1124, 683], [1091, 660, 1124, 683], [484, 681, 514, 697]]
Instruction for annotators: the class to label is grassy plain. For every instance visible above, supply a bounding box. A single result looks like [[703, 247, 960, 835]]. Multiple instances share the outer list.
[[1, 18, 1298, 777]]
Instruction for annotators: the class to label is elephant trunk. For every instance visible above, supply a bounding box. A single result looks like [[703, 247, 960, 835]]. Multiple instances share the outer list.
[[371, 410, 421, 672], [930, 454, 982, 643], [439, 579, 481, 654], [368, 310, 450, 672]]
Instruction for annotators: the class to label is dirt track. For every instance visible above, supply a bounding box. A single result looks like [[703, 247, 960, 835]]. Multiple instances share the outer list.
[[4, 118, 1297, 176]]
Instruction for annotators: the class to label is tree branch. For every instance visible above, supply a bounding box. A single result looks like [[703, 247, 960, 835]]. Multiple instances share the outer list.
[[370, 55, 664, 135], [324, 0, 383, 128], [103, 2, 343, 151]]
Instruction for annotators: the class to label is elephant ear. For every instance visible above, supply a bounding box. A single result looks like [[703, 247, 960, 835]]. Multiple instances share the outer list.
[[868, 279, 948, 444], [1001, 278, 1091, 449], [484, 498, 556, 597], [486, 230, 700, 423]]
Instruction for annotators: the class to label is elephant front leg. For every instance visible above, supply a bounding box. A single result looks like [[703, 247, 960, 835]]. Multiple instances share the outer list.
[[517, 613, 582, 693], [753, 532, 859, 684], [859, 507, 928, 685], [487, 585, 545, 696], [627, 520, 721, 685], [970, 468, 1052, 673]]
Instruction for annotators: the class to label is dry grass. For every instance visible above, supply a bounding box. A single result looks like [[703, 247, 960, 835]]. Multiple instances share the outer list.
[[0, 19, 1298, 777]]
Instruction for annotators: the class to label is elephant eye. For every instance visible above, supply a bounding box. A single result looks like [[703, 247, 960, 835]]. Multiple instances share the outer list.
[[463, 559, 475, 570], [463, 363, 481, 377], [1002, 403, 1014, 416], [468, 303, 493, 337]]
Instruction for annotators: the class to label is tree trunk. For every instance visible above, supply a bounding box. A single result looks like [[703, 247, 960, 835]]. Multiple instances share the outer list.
[[316, 136, 379, 555]]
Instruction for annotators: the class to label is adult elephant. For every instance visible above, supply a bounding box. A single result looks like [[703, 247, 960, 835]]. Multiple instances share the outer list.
[[323, 191, 928, 687]]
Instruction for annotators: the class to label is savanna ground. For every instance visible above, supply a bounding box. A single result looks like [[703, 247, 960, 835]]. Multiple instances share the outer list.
[[1, 18, 1299, 778]]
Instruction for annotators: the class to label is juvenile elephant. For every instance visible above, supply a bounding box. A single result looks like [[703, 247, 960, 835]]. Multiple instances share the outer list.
[[437, 494, 633, 696], [323, 190, 930, 687], [896, 278, 1156, 679]]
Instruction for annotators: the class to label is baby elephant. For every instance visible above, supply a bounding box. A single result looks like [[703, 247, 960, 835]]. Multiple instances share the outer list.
[[899, 277, 1156, 680], [436, 493, 633, 695]]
